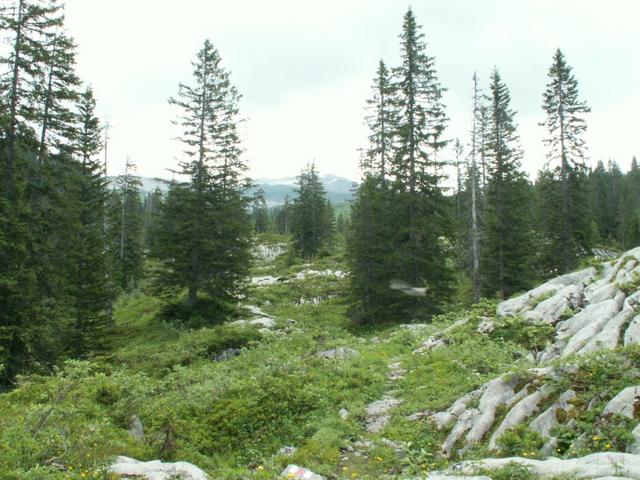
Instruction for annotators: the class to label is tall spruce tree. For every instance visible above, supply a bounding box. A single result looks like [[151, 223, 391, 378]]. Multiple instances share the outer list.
[[389, 8, 452, 314], [115, 158, 144, 289], [482, 69, 533, 298], [539, 49, 592, 272], [290, 163, 334, 259], [156, 40, 251, 309], [67, 87, 113, 354]]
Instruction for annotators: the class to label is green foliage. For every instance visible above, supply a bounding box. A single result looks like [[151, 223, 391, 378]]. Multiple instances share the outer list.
[[290, 163, 334, 259], [490, 315, 555, 352], [482, 69, 535, 299], [496, 425, 545, 457]]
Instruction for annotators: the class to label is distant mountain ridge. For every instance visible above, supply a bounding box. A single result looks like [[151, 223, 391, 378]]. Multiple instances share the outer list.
[[108, 174, 357, 206]]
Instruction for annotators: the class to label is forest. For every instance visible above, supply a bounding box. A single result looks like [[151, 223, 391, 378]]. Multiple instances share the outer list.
[[1, 2, 640, 480]]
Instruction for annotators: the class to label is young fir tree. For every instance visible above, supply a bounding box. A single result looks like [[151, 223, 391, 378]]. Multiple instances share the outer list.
[[290, 163, 334, 259], [482, 69, 534, 299], [276, 194, 291, 234], [67, 87, 113, 355], [142, 187, 164, 253], [389, 8, 452, 315], [539, 49, 593, 273], [251, 188, 270, 234], [157, 40, 251, 308], [115, 158, 144, 289]]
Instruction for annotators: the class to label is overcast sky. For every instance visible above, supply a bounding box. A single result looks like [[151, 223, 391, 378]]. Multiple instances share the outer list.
[[62, 0, 639, 181]]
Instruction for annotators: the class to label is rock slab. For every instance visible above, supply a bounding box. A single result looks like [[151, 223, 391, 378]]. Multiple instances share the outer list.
[[110, 456, 208, 480]]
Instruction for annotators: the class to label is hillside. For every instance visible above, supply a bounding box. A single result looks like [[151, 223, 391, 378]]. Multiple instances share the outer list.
[[2, 240, 640, 479], [107, 175, 357, 206]]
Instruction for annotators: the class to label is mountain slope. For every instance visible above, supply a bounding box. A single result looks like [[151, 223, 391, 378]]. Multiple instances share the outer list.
[[3, 241, 640, 479]]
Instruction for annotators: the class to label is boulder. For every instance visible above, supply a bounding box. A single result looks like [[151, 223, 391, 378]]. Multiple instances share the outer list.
[[281, 464, 326, 480], [455, 452, 640, 479], [128, 414, 145, 441], [110, 456, 208, 480], [625, 316, 640, 346], [489, 385, 553, 449], [278, 446, 297, 456], [316, 347, 359, 360], [603, 386, 640, 419]]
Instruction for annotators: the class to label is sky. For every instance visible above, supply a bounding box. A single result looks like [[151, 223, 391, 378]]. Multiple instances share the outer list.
[[61, 0, 640, 182]]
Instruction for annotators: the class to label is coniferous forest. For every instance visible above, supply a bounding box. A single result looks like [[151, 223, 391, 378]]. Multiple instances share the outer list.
[[1, 3, 640, 480]]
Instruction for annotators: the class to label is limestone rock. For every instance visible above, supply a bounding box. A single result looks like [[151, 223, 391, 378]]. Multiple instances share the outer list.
[[110, 456, 208, 480], [281, 464, 326, 480], [316, 347, 359, 360], [489, 385, 553, 449], [213, 348, 241, 361], [603, 386, 640, 419], [455, 452, 640, 479], [365, 397, 402, 433], [278, 446, 297, 456], [339, 408, 350, 420], [128, 414, 145, 441], [625, 316, 640, 345], [529, 389, 576, 438]]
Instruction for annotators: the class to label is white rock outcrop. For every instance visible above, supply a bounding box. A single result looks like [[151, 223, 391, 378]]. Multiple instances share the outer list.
[[603, 386, 640, 419], [110, 456, 208, 480], [455, 452, 640, 479]]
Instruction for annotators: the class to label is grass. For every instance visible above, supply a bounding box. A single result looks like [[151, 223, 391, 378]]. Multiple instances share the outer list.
[[1, 242, 640, 479]]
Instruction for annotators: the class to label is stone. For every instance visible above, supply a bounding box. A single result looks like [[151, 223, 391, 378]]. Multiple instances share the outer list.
[[128, 414, 145, 441], [339, 408, 350, 420], [278, 446, 297, 456], [426, 475, 491, 480], [281, 464, 326, 480], [455, 452, 640, 479], [253, 243, 286, 263], [365, 397, 402, 433], [316, 347, 359, 360], [629, 424, 640, 454], [245, 305, 273, 318], [443, 409, 477, 455], [579, 306, 635, 354], [248, 317, 276, 328], [625, 316, 640, 346], [603, 386, 640, 419], [477, 319, 495, 334], [250, 276, 280, 286], [465, 377, 515, 447], [529, 390, 576, 438], [213, 348, 241, 361], [524, 284, 585, 324], [560, 299, 621, 357], [488, 385, 553, 449], [110, 456, 209, 480], [585, 283, 619, 305]]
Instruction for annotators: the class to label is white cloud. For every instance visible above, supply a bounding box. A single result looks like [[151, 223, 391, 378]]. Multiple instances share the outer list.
[[59, 0, 638, 180]]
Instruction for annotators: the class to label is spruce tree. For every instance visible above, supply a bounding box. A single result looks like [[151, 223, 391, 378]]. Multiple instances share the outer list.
[[290, 163, 334, 259], [157, 40, 251, 309], [252, 188, 270, 234], [115, 158, 144, 289], [389, 8, 452, 314], [482, 69, 533, 299], [276, 194, 291, 234], [540, 49, 592, 272], [67, 87, 113, 354]]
